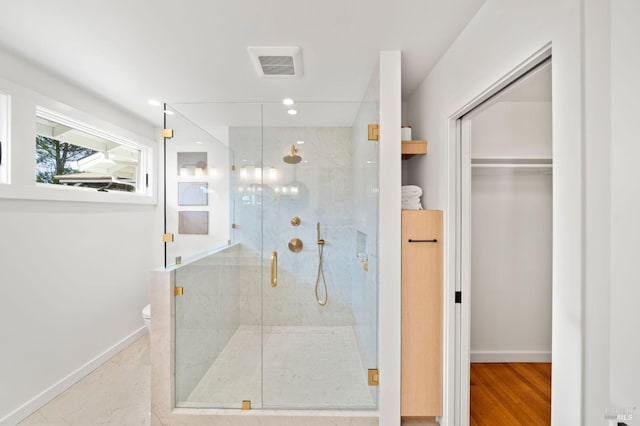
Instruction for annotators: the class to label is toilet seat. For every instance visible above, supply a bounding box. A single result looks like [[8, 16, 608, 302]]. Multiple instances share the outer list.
[[142, 304, 151, 319]]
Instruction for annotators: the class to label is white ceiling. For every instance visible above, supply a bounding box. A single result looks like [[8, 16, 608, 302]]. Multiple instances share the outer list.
[[0, 0, 486, 127]]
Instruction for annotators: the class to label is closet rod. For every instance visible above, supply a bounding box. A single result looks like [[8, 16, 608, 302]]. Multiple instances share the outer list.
[[471, 158, 552, 166], [471, 164, 552, 168]]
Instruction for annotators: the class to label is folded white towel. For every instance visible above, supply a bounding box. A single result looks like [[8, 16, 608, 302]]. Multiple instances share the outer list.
[[402, 188, 422, 194], [401, 185, 423, 210], [402, 194, 421, 201], [402, 197, 421, 203]]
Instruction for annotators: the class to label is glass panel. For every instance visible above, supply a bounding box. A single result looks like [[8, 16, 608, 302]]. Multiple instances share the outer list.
[[260, 102, 378, 409], [164, 104, 238, 266], [171, 103, 263, 408]]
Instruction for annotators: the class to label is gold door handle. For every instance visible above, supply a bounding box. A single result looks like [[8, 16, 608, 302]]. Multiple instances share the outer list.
[[271, 250, 278, 287]]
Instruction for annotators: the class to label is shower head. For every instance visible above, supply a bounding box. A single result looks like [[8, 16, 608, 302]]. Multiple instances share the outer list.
[[283, 145, 302, 164]]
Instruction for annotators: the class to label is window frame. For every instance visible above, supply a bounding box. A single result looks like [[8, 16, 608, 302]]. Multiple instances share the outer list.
[[0, 75, 157, 206]]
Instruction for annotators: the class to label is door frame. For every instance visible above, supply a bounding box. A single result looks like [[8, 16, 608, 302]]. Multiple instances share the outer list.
[[445, 44, 552, 426]]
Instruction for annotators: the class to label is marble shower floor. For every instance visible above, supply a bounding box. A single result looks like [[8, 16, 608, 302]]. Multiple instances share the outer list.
[[183, 325, 375, 409]]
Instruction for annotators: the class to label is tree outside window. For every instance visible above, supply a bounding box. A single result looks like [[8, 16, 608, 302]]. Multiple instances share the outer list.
[[36, 135, 96, 184]]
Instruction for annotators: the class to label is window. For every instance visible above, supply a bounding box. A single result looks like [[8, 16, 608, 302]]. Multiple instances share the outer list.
[[0, 92, 8, 184], [35, 109, 147, 193]]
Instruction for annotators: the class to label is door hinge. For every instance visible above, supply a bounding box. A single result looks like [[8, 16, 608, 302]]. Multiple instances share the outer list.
[[241, 400, 251, 410], [174, 287, 184, 296], [162, 128, 174, 139], [162, 233, 174, 243], [368, 124, 379, 141], [145, 173, 149, 188], [455, 291, 462, 304], [368, 368, 379, 386]]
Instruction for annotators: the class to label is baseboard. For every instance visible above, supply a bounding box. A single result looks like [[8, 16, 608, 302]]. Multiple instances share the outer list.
[[470, 350, 551, 363], [0, 326, 148, 426]]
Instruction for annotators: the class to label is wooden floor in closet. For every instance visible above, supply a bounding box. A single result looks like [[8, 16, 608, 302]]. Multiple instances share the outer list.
[[470, 363, 551, 426]]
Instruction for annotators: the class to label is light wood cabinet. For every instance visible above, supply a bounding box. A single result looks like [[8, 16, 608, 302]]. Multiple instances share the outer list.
[[401, 209, 443, 417]]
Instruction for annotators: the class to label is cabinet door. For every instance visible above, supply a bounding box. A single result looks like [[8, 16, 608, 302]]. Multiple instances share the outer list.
[[401, 210, 443, 417]]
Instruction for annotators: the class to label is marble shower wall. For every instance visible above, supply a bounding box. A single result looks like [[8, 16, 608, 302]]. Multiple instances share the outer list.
[[230, 126, 356, 326], [173, 244, 261, 403]]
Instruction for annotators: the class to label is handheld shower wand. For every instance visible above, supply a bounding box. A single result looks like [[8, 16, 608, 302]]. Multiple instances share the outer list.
[[315, 222, 328, 306]]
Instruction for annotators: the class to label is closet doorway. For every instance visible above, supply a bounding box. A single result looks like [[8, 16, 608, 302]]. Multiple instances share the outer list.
[[457, 58, 552, 426]]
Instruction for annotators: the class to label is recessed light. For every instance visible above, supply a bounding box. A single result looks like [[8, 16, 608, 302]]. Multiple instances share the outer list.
[[195, 141, 203, 145], [164, 110, 174, 115], [148, 99, 161, 107], [283, 98, 294, 106], [296, 140, 304, 144], [287, 109, 297, 115]]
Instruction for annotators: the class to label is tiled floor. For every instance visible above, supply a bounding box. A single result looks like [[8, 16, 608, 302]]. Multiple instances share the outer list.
[[18, 335, 150, 426], [16, 331, 437, 426], [183, 325, 374, 409]]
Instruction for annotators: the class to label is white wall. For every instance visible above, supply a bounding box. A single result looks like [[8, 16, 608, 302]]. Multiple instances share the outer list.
[[582, 0, 611, 423], [378, 51, 401, 426], [406, 0, 583, 424], [470, 101, 552, 362], [469, 102, 552, 159], [471, 174, 552, 361], [0, 48, 162, 425], [609, 0, 640, 417], [0, 92, 8, 183]]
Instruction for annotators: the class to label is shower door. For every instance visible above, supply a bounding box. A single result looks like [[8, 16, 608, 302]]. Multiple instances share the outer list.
[[259, 102, 379, 409]]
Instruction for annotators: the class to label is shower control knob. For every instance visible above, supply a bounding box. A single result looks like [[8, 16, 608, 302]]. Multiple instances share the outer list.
[[288, 238, 303, 253]]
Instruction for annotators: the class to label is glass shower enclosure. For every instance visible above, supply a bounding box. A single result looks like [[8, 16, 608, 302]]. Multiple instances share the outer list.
[[163, 101, 379, 410]]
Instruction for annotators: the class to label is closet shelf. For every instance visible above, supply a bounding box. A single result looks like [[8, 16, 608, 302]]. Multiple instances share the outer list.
[[402, 140, 428, 160]]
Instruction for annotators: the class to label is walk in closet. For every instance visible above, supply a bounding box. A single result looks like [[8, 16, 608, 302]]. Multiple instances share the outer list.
[[465, 60, 553, 424]]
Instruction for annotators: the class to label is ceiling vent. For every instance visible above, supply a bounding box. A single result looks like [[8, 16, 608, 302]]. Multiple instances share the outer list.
[[248, 46, 303, 77]]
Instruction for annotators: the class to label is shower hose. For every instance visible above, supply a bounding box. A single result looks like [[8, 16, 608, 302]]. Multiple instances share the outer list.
[[315, 225, 328, 306]]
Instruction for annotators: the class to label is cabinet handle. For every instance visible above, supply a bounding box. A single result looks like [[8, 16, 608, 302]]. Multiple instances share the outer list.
[[408, 239, 438, 243]]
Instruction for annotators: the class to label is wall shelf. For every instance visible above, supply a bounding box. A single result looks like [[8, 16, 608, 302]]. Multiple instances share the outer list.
[[402, 140, 427, 160]]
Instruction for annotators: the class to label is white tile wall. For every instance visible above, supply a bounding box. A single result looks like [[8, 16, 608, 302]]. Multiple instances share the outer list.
[[230, 127, 358, 326]]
